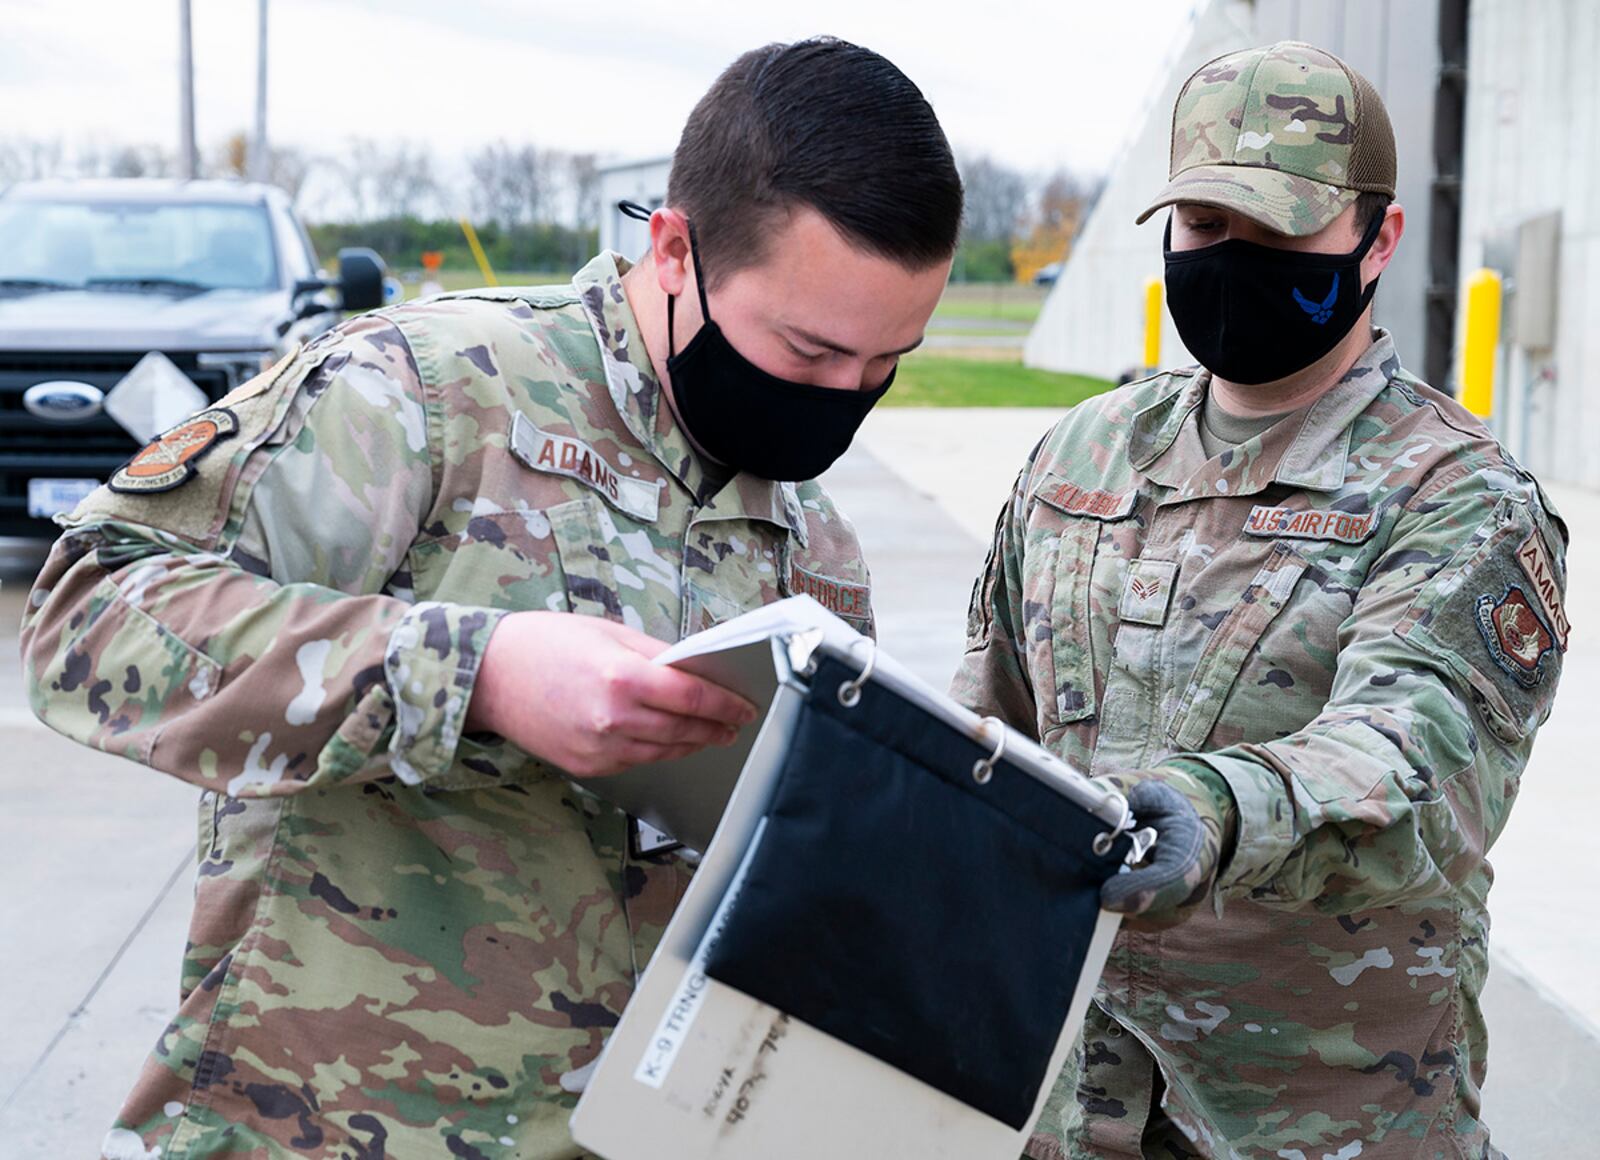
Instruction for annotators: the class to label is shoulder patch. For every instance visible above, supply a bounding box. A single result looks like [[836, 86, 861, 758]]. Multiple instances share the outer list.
[[1476, 586, 1557, 687], [108, 408, 239, 494], [1515, 531, 1569, 650], [1244, 504, 1378, 544], [509, 412, 661, 522]]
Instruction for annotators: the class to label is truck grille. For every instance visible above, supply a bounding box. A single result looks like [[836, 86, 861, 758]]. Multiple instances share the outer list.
[[0, 351, 234, 537]]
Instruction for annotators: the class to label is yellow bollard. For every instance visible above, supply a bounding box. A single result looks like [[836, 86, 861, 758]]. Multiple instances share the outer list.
[[1460, 268, 1502, 418], [1143, 277, 1162, 370], [458, 217, 500, 287]]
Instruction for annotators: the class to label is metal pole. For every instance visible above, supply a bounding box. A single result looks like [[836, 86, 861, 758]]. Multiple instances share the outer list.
[[249, 0, 269, 182], [178, 0, 197, 179]]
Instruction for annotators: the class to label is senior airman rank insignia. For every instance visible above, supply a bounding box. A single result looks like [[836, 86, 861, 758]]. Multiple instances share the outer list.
[[1119, 558, 1178, 626], [108, 407, 239, 494], [1475, 586, 1555, 687]]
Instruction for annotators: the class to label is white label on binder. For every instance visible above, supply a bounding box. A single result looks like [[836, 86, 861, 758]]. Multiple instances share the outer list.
[[634, 817, 769, 1089]]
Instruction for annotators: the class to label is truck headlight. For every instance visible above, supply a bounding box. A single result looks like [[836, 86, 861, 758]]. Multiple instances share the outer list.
[[197, 350, 278, 388]]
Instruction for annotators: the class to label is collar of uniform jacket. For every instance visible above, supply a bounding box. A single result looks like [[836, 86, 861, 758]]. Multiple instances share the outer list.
[[571, 251, 809, 547], [1130, 328, 1405, 501]]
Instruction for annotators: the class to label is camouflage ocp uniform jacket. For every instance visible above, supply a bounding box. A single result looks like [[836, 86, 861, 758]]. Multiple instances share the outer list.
[[953, 332, 1568, 1160], [22, 253, 875, 1160]]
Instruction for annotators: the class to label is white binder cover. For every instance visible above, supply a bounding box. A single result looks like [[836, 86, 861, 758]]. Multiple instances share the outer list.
[[569, 597, 1129, 1160]]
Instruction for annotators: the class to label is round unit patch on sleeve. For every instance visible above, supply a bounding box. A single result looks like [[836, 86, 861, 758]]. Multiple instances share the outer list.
[[108, 407, 240, 494], [1475, 586, 1556, 688]]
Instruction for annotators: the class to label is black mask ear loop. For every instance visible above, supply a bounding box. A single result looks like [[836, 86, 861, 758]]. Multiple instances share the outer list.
[[616, 200, 711, 359], [1350, 206, 1387, 309]]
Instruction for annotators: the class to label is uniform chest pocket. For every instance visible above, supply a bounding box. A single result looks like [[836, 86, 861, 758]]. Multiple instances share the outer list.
[[679, 521, 790, 635], [1168, 542, 1308, 751], [1027, 477, 1141, 738], [548, 495, 624, 622], [683, 580, 744, 635]]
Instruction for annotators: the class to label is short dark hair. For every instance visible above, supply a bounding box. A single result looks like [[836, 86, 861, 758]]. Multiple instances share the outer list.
[[667, 37, 963, 288], [1355, 190, 1392, 233]]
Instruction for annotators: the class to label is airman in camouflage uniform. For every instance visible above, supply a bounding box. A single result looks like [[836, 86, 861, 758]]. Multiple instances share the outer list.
[[22, 37, 963, 1160], [955, 43, 1568, 1159]]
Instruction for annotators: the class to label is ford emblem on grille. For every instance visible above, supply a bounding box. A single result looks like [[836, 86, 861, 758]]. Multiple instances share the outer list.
[[23, 380, 105, 423]]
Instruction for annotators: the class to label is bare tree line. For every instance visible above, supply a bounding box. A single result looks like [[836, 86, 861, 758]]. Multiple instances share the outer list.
[[0, 134, 1090, 263], [958, 152, 1101, 246], [0, 134, 601, 229]]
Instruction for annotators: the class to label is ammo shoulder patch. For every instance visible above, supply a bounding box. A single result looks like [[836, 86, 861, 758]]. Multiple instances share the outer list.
[[1515, 531, 1569, 651]]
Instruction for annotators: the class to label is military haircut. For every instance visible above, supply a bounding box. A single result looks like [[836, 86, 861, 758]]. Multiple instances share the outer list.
[[1354, 189, 1393, 233], [667, 36, 963, 287]]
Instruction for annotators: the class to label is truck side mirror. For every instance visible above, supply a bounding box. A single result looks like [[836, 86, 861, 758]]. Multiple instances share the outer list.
[[336, 248, 386, 312]]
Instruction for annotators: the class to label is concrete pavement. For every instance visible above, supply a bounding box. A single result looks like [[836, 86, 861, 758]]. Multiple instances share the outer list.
[[1, 416, 1596, 1155]]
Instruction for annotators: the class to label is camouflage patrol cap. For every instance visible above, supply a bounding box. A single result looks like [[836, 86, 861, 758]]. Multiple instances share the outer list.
[[1136, 41, 1397, 236]]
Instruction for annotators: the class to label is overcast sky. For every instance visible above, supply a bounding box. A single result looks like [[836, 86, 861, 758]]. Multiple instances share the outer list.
[[4, 0, 1197, 198]]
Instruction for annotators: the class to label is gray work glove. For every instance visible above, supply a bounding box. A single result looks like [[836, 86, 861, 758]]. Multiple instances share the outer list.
[[1096, 763, 1238, 929]]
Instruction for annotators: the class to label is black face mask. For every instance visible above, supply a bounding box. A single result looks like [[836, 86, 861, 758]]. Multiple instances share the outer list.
[[619, 201, 892, 482], [1163, 210, 1384, 386]]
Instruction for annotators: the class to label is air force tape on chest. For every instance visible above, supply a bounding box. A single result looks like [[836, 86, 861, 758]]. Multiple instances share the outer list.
[[788, 561, 871, 626], [1243, 504, 1379, 544], [510, 412, 662, 522]]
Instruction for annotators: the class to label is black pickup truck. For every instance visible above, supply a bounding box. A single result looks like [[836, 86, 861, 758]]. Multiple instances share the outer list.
[[0, 178, 390, 538]]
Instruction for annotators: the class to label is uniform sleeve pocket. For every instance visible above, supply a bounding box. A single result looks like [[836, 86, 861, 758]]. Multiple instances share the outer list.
[[34, 578, 223, 766], [1169, 543, 1308, 752], [1395, 497, 1564, 742]]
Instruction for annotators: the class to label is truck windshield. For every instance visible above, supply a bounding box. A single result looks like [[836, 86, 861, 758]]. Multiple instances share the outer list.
[[0, 200, 279, 292]]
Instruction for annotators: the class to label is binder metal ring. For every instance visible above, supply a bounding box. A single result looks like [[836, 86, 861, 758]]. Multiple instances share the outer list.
[[1090, 791, 1158, 863], [1092, 791, 1132, 857], [837, 639, 877, 708], [971, 717, 1005, 785]]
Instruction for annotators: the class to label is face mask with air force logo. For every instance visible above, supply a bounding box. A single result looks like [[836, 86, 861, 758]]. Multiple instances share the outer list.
[[1162, 210, 1385, 386]]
